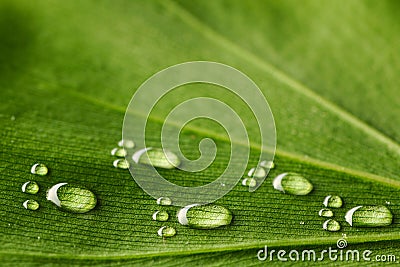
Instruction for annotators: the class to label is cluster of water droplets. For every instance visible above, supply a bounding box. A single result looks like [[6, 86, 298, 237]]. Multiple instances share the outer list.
[[23, 163, 97, 213], [317, 194, 393, 232], [111, 139, 135, 169], [242, 161, 275, 189]]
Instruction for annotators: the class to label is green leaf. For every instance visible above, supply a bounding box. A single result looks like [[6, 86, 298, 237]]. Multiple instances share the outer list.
[[1, 0, 399, 265]]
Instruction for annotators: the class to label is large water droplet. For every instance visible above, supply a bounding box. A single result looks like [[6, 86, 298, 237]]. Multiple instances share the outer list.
[[323, 219, 341, 232], [177, 204, 233, 229], [157, 197, 172, 206], [118, 139, 135, 149], [22, 181, 39, 194], [30, 163, 48, 176], [113, 159, 130, 169], [272, 173, 313, 195], [248, 167, 266, 178], [111, 148, 127, 157], [318, 208, 333, 218], [260, 160, 275, 169], [345, 205, 393, 227], [242, 178, 257, 187], [132, 148, 180, 169], [323, 195, 343, 208], [157, 226, 176, 237], [152, 210, 169, 222], [47, 183, 97, 213], [23, 200, 39, 211]]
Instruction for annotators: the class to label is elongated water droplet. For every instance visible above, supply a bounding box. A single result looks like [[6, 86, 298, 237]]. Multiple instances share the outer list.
[[272, 173, 313, 195], [132, 148, 180, 169], [23, 200, 39, 211], [323, 195, 343, 208], [113, 159, 130, 169], [345, 205, 393, 227], [157, 197, 172, 206], [30, 163, 48, 176], [47, 183, 97, 213], [152, 210, 169, 222], [22, 181, 39, 194], [177, 204, 233, 229], [118, 139, 135, 148], [318, 208, 333, 218], [242, 178, 257, 187], [157, 226, 176, 237], [323, 219, 341, 232], [260, 160, 275, 169], [111, 148, 127, 157], [248, 167, 266, 178]]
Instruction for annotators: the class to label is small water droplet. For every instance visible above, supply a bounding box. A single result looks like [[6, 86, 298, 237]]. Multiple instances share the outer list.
[[272, 173, 313, 195], [157, 197, 172, 206], [260, 160, 275, 169], [342, 233, 347, 238], [385, 201, 391, 205], [177, 204, 233, 229], [47, 183, 97, 213], [323, 219, 341, 232], [23, 200, 39, 211], [345, 205, 393, 227], [113, 159, 130, 169], [30, 163, 48, 176], [118, 139, 135, 148], [22, 181, 39, 194], [152, 210, 169, 222], [132, 148, 180, 169], [220, 183, 226, 187], [299, 221, 305, 225], [248, 167, 266, 178], [157, 226, 176, 237], [318, 208, 333, 218], [323, 195, 343, 208], [111, 148, 127, 157], [242, 178, 257, 187]]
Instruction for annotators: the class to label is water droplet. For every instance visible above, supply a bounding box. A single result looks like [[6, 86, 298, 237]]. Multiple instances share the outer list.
[[47, 183, 97, 213], [248, 167, 266, 178], [342, 233, 347, 238], [242, 178, 257, 187], [272, 173, 313, 195], [323, 195, 343, 208], [260, 160, 275, 169], [177, 204, 233, 229], [152, 210, 169, 222], [220, 183, 226, 187], [345, 205, 393, 227], [132, 148, 180, 169], [318, 208, 333, 218], [30, 163, 48, 176], [118, 139, 135, 149], [323, 219, 341, 232], [157, 226, 176, 237], [113, 159, 130, 169], [23, 200, 39, 211], [111, 148, 127, 157], [22, 181, 39, 194], [299, 221, 305, 225], [385, 201, 391, 205], [157, 197, 172, 206]]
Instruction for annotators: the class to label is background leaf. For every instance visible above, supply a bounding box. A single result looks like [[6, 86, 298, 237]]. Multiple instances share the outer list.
[[1, 0, 399, 265]]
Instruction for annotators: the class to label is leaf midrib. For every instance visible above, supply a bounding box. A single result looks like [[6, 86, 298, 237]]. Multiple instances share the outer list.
[[1, 233, 399, 260], [63, 89, 400, 189], [163, 0, 400, 156]]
